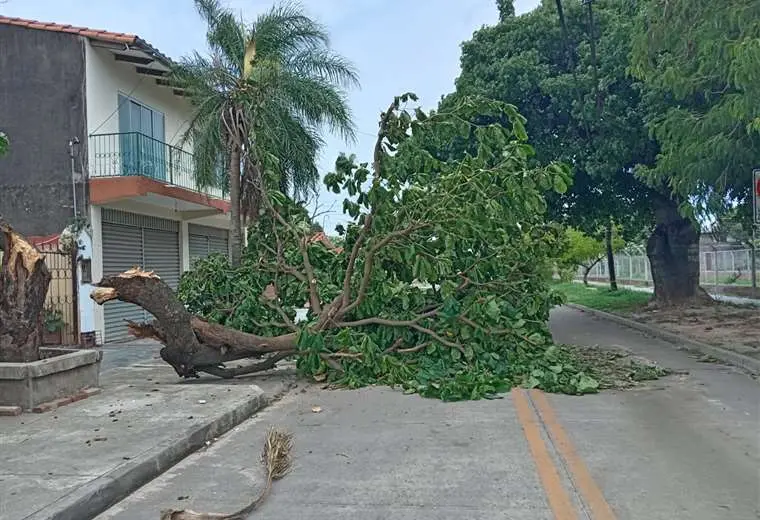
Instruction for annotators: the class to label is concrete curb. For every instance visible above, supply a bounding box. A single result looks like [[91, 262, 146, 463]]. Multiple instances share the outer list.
[[566, 303, 760, 376], [25, 385, 272, 520]]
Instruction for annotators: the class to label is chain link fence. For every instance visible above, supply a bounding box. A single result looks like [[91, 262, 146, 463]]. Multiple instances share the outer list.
[[581, 248, 759, 288]]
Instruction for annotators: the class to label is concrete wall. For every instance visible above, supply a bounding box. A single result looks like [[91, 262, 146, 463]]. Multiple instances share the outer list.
[[0, 25, 87, 236]]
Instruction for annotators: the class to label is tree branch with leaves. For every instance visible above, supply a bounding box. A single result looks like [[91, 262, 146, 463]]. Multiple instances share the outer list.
[[91, 93, 606, 400]]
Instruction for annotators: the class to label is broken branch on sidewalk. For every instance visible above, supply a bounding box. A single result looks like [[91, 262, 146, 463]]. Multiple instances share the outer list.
[[159, 426, 293, 520]]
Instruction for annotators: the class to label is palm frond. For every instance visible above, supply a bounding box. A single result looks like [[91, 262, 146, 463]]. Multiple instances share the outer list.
[[194, 0, 246, 74], [286, 48, 359, 89], [276, 73, 356, 143], [252, 99, 323, 197], [252, 1, 330, 63]]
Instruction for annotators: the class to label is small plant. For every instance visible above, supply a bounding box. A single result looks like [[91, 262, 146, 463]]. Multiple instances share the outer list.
[[723, 270, 742, 285], [43, 307, 65, 333]]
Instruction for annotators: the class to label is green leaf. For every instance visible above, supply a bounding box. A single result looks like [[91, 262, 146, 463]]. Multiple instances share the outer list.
[[576, 374, 600, 394]]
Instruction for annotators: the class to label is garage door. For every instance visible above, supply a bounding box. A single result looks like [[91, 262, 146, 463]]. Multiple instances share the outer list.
[[188, 223, 229, 264], [101, 209, 180, 342]]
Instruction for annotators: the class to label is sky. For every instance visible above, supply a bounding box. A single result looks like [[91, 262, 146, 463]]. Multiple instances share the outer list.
[[1, 0, 541, 231]]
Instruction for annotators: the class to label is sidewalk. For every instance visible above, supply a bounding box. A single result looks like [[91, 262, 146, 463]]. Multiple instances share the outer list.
[[0, 348, 297, 520]]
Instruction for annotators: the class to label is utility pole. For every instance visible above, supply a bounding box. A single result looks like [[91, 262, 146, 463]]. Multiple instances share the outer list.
[[68, 137, 80, 218]]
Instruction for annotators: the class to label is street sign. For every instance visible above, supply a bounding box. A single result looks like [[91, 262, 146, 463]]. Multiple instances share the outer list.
[[754, 169, 760, 224]]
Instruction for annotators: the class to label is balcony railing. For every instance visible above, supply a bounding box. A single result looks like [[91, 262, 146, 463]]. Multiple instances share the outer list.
[[89, 132, 228, 200]]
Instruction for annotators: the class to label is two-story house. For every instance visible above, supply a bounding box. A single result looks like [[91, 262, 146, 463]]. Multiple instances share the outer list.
[[0, 17, 231, 343]]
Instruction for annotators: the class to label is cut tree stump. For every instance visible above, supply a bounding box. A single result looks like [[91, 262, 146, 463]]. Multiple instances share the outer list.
[[0, 218, 52, 363], [91, 268, 297, 378]]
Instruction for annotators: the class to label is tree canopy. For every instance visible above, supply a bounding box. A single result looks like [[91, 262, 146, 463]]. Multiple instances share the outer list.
[[0, 131, 7, 157], [559, 227, 624, 284], [452, 0, 657, 238], [630, 0, 760, 210]]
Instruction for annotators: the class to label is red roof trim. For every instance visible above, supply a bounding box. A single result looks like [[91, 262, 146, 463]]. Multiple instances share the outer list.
[[0, 16, 138, 45]]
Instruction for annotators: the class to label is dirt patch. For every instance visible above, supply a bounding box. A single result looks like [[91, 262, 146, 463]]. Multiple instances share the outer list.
[[626, 303, 760, 360]]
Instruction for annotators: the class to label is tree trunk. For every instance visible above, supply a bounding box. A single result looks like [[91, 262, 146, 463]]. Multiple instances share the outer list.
[[605, 219, 617, 291], [582, 267, 590, 286], [91, 268, 296, 378], [646, 195, 703, 305], [229, 146, 243, 267], [0, 220, 51, 362]]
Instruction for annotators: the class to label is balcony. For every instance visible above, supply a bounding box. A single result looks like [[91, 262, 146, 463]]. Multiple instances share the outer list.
[[88, 133, 227, 201]]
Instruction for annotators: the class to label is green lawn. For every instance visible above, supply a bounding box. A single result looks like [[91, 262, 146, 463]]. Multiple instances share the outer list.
[[553, 282, 651, 313]]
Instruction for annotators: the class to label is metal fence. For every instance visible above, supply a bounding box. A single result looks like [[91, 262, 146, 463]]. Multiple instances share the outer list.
[[0, 241, 78, 344], [580, 248, 759, 287], [89, 132, 228, 201]]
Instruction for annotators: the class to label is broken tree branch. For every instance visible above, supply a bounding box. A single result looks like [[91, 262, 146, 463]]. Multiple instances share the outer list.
[[337, 222, 428, 319], [0, 218, 51, 362]]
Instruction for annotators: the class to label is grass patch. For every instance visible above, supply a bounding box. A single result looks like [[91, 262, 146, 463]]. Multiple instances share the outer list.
[[553, 282, 651, 313]]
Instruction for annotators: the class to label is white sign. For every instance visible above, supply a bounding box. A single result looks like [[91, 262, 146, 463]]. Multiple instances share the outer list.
[[755, 169, 760, 224]]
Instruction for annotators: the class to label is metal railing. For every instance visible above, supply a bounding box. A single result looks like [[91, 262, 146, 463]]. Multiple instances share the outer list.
[[579, 248, 760, 288], [88, 132, 228, 200]]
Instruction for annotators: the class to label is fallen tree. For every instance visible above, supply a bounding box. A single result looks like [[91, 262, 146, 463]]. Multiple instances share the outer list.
[[92, 94, 606, 400], [0, 218, 51, 363]]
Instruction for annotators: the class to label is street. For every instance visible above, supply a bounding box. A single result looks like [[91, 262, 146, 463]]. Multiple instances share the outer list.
[[95, 307, 760, 520]]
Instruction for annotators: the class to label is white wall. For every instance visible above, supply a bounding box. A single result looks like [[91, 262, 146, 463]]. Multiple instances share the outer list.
[[85, 42, 192, 147], [77, 230, 95, 334], [89, 205, 104, 338]]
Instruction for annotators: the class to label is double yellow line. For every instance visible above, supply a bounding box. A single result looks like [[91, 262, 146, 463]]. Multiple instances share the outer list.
[[512, 388, 617, 520]]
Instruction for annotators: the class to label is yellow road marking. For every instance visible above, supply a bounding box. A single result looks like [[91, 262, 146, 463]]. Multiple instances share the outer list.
[[512, 388, 578, 520], [530, 389, 617, 520]]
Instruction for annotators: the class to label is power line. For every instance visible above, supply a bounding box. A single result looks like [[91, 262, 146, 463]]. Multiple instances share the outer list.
[[88, 76, 146, 136]]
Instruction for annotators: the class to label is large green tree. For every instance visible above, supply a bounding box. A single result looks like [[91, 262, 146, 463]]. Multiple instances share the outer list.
[[451, 0, 697, 299], [630, 0, 760, 301], [173, 0, 358, 265]]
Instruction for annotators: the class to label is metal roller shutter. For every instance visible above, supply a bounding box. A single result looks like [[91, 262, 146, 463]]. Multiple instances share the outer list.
[[143, 229, 180, 289], [101, 222, 145, 342], [101, 209, 180, 342], [188, 234, 208, 263], [188, 224, 229, 262], [208, 235, 229, 257]]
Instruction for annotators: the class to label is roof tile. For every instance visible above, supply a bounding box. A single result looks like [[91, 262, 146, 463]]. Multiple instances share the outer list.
[[0, 15, 138, 45]]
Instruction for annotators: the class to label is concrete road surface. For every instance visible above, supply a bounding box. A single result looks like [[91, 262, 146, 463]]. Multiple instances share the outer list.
[[96, 307, 760, 520]]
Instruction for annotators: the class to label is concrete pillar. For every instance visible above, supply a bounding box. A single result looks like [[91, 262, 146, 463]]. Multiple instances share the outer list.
[[180, 220, 190, 272], [89, 205, 105, 341]]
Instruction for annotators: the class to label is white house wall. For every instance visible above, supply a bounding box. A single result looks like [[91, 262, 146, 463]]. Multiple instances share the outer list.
[[84, 41, 192, 147], [77, 230, 95, 334]]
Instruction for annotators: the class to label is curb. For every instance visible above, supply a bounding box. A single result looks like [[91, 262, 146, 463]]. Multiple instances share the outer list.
[[25, 384, 276, 520], [566, 303, 760, 376]]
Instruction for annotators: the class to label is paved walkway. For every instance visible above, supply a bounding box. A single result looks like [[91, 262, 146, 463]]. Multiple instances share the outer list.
[[95, 307, 759, 520], [0, 345, 296, 520]]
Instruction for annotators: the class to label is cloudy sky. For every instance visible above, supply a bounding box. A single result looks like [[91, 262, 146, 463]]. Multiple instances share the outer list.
[[2, 0, 541, 230]]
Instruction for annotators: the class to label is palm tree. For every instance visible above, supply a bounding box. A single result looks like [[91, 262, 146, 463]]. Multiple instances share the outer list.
[[173, 0, 358, 265]]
